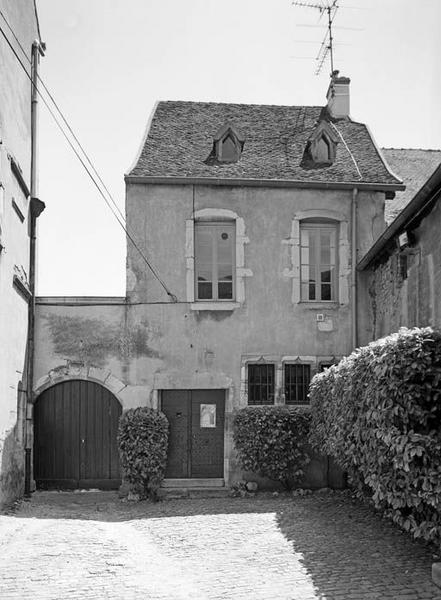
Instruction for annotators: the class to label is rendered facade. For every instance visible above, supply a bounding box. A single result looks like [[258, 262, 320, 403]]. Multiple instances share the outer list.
[[33, 74, 408, 491], [0, 0, 42, 506]]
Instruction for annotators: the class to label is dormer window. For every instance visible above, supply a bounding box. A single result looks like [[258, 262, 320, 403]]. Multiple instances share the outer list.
[[315, 134, 332, 163], [301, 121, 339, 168], [205, 123, 244, 165]]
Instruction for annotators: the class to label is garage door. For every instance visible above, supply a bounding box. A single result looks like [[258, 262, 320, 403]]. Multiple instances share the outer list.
[[34, 380, 122, 489]]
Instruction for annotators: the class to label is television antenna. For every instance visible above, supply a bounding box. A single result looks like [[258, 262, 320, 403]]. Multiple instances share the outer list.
[[292, 1, 339, 76]]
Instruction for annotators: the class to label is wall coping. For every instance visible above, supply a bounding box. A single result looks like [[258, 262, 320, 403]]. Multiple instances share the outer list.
[[36, 296, 126, 305]]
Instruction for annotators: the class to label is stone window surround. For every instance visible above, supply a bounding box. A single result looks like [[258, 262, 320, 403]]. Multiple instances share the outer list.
[[186, 208, 252, 310], [240, 354, 341, 406], [283, 209, 350, 306]]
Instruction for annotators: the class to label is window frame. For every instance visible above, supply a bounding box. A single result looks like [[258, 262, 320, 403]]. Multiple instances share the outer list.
[[186, 208, 252, 310], [247, 363, 276, 406], [286, 209, 349, 307], [194, 221, 236, 302], [300, 220, 338, 303], [284, 363, 311, 406]]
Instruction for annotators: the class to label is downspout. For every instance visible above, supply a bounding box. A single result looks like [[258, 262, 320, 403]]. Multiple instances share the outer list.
[[351, 188, 358, 350], [24, 40, 45, 497]]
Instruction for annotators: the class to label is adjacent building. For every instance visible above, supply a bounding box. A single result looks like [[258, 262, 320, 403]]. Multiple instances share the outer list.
[[358, 151, 441, 341], [0, 0, 43, 506], [34, 74, 405, 490]]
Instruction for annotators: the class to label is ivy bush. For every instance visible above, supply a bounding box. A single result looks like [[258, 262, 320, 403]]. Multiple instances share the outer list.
[[118, 407, 169, 500], [233, 406, 311, 490], [309, 327, 441, 545]]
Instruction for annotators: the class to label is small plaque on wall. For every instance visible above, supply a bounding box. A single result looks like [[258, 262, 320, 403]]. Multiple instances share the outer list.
[[200, 404, 216, 428]]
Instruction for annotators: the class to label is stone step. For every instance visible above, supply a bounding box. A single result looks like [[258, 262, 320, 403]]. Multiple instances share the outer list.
[[158, 486, 230, 500], [162, 478, 224, 488]]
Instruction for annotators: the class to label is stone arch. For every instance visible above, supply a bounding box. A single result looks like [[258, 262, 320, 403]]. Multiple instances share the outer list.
[[33, 362, 126, 405]]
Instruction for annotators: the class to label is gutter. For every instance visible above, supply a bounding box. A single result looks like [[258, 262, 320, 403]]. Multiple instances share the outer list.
[[357, 163, 441, 271], [24, 41, 45, 498], [124, 175, 405, 193], [351, 188, 358, 349]]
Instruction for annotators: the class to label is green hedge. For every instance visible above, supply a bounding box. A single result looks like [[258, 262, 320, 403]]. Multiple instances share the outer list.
[[233, 405, 311, 490], [118, 407, 169, 500], [309, 327, 441, 544]]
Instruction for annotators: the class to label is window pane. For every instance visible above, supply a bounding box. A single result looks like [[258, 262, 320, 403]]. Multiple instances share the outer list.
[[221, 136, 237, 161], [198, 281, 212, 299], [321, 283, 331, 301], [320, 231, 331, 263], [218, 281, 232, 299], [321, 268, 331, 283], [195, 229, 213, 262]]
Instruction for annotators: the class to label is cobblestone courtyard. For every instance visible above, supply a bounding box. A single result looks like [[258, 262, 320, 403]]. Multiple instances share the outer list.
[[0, 490, 440, 600]]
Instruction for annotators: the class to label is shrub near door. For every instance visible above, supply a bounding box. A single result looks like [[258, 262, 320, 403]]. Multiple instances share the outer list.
[[118, 407, 169, 500], [233, 406, 311, 490], [309, 327, 441, 545]]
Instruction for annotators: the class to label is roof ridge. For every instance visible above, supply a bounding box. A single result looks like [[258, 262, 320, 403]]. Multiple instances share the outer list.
[[381, 147, 441, 152], [156, 99, 325, 110]]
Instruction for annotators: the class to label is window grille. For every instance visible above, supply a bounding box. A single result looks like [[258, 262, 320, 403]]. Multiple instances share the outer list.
[[284, 364, 311, 405], [247, 364, 275, 405]]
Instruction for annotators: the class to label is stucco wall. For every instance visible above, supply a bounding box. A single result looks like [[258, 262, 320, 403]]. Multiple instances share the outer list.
[[0, 0, 39, 507], [34, 183, 385, 485], [364, 197, 441, 341]]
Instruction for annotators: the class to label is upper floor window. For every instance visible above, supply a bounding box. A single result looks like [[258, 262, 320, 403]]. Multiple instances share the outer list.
[[300, 221, 337, 302], [301, 121, 338, 168], [195, 221, 235, 301], [205, 123, 245, 165]]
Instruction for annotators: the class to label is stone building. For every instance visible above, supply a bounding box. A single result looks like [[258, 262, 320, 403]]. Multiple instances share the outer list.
[[0, 0, 43, 506], [358, 152, 441, 342], [33, 74, 405, 491]]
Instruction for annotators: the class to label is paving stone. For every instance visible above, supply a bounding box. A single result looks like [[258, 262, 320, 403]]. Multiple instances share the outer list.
[[0, 491, 440, 599]]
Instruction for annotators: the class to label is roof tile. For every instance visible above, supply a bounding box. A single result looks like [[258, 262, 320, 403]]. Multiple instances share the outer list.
[[129, 101, 401, 187]]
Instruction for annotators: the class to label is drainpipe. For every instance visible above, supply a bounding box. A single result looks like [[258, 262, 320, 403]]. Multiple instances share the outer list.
[[351, 188, 358, 350], [24, 41, 45, 497]]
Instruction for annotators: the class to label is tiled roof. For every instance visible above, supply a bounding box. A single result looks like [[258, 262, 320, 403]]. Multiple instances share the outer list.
[[128, 101, 402, 188], [382, 148, 441, 224]]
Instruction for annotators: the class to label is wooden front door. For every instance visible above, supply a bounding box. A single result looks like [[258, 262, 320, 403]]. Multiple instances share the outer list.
[[162, 390, 225, 478], [34, 380, 122, 489]]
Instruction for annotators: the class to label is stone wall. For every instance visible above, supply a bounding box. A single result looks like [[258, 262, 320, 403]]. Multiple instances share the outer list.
[[365, 194, 441, 340]]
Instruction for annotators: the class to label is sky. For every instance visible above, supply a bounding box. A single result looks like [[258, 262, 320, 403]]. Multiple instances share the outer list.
[[34, 0, 441, 296]]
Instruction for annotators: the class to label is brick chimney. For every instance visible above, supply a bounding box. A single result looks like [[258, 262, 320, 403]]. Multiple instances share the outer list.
[[326, 71, 350, 119]]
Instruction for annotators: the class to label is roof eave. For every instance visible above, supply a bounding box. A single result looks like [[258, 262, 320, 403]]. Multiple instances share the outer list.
[[124, 175, 405, 193], [357, 164, 441, 271]]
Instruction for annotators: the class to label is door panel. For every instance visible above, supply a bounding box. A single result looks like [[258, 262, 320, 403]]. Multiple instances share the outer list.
[[162, 389, 225, 479], [34, 380, 122, 489], [161, 390, 190, 478]]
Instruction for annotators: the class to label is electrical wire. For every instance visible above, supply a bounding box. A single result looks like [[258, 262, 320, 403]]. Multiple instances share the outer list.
[[0, 12, 177, 302]]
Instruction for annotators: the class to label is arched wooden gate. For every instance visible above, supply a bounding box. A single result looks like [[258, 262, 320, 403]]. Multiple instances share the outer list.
[[34, 380, 122, 489]]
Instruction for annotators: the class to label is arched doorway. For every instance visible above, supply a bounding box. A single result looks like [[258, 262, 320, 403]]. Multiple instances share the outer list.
[[34, 380, 122, 489]]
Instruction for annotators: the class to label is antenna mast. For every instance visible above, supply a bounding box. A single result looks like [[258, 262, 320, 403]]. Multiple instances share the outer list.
[[292, 0, 339, 76]]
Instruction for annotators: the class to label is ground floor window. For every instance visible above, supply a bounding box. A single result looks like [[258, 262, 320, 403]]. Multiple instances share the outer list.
[[244, 357, 338, 406], [284, 363, 311, 405], [247, 363, 275, 405]]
